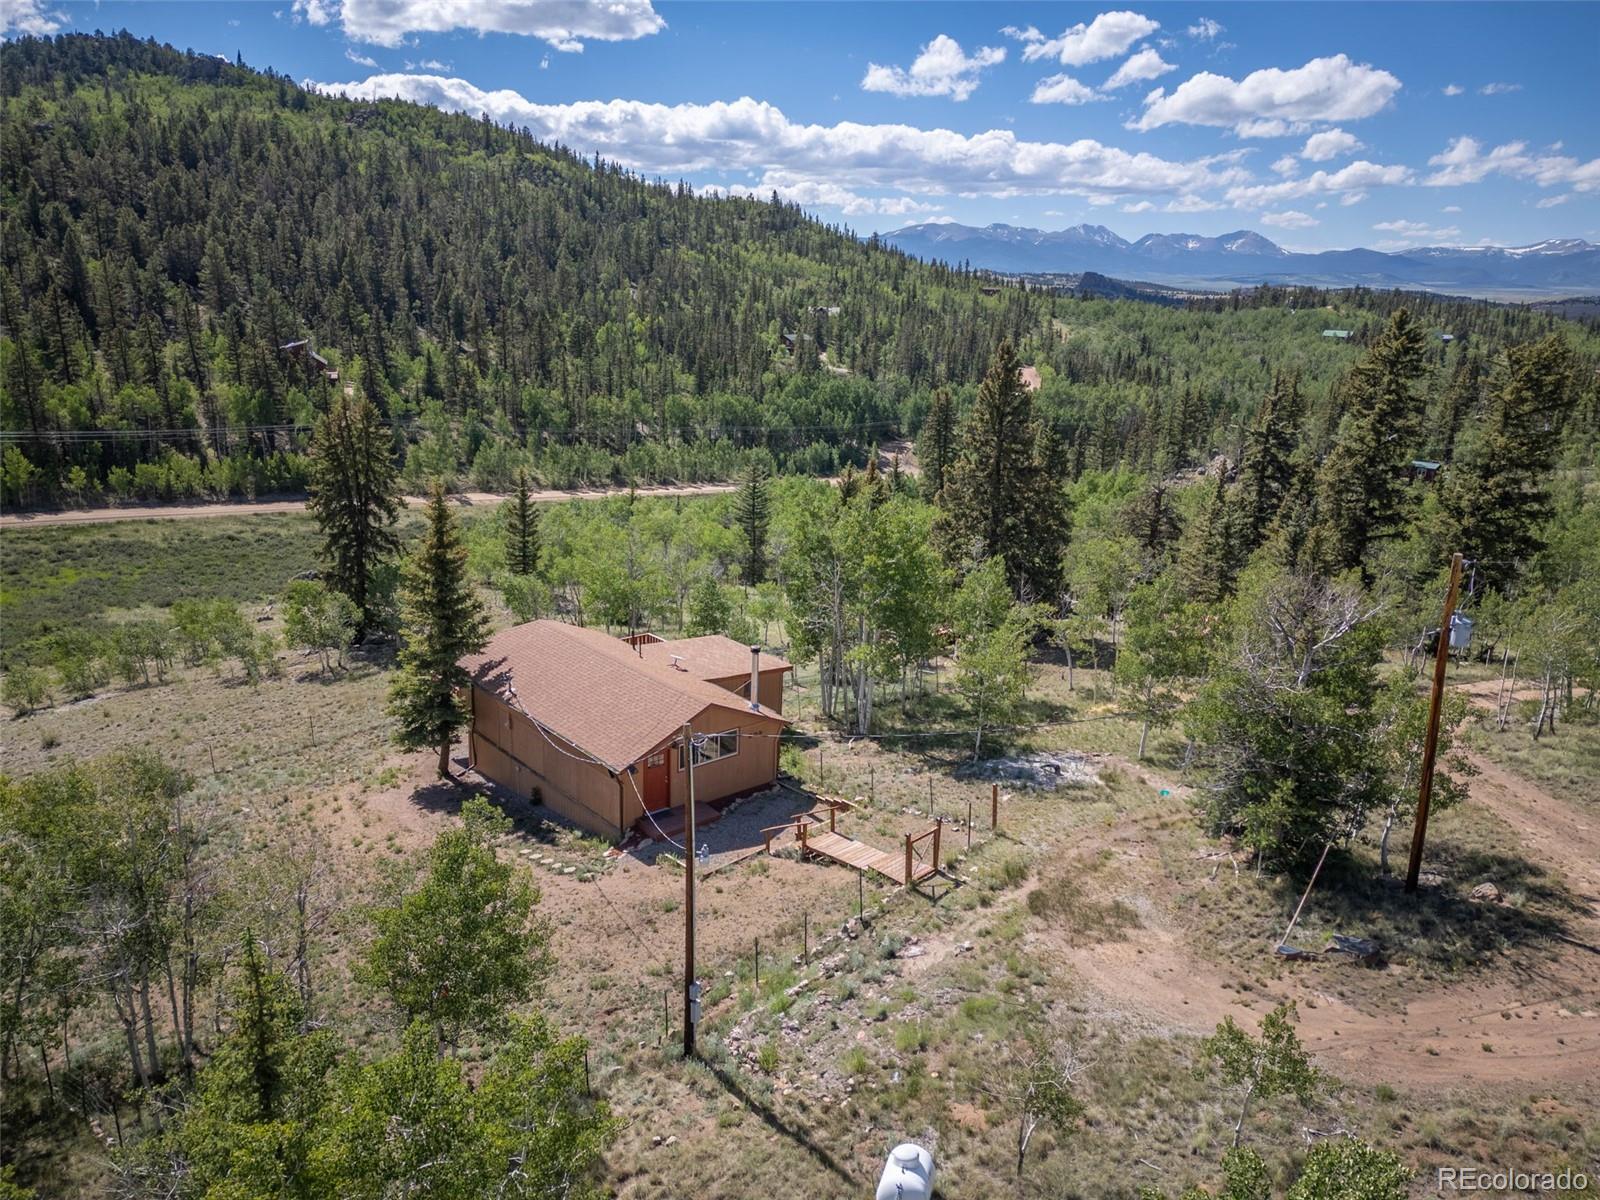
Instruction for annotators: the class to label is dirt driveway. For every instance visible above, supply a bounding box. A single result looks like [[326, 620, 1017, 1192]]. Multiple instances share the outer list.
[[0, 482, 738, 528], [1051, 752, 1600, 1088]]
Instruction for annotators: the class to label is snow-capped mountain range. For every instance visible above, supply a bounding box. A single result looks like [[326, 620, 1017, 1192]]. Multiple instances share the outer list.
[[881, 223, 1600, 295]]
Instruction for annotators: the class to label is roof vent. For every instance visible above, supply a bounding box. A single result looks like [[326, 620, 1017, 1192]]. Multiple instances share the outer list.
[[670, 655, 686, 671]]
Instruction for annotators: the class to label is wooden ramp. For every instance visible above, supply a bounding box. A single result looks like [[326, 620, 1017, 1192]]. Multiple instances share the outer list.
[[801, 824, 942, 887], [804, 830, 907, 883], [761, 795, 943, 889]]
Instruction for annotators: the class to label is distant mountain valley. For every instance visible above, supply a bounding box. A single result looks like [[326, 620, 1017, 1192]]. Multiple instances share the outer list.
[[882, 222, 1600, 297]]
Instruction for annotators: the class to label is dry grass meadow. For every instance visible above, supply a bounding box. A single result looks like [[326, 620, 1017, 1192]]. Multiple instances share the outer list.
[[3, 511, 1597, 1198]]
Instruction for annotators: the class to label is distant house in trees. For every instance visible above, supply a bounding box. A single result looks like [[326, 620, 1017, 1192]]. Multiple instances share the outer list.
[[1019, 365, 1043, 392], [1321, 329, 1353, 340], [461, 621, 791, 840], [279, 338, 339, 383], [1407, 459, 1443, 483], [811, 305, 841, 316]]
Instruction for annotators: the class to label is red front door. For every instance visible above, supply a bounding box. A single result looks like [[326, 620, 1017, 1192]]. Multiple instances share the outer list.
[[642, 750, 670, 811]]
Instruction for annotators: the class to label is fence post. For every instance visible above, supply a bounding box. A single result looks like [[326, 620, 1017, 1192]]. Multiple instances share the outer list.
[[991, 783, 998, 831], [754, 937, 760, 989], [803, 912, 809, 964], [967, 799, 973, 851], [933, 818, 942, 875], [904, 833, 913, 889]]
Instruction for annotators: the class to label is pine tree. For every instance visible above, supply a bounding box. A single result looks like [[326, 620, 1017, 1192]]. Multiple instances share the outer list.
[[919, 387, 956, 498], [307, 391, 400, 637], [936, 339, 1070, 600], [1436, 336, 1574, 588], [504, 469, 540, 577], [1430, 351, 1480, 462], [733, 458, 771, 584], [388, 482, 490, 777], [1121, 480, 1184, 572], [1177, 470, 1239, 604], [1236, 373, 1302, 552], [1308, 309, 1427, 576]]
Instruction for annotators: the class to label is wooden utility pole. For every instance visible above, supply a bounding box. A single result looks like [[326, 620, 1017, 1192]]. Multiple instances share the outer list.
[[1405, 553, 1463, 894], [681, 723, 699, 1056]]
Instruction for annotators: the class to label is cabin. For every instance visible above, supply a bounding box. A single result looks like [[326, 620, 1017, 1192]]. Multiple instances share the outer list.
[[1408, 459, 1443, 483], [1322, 329, 1353, 340], [1019, 365, 1043, 392], [279, 339, 339, 383], [461, 621, 791, 840]]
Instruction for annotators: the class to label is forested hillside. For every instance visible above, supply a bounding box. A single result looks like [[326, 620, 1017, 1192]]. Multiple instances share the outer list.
[[0, 33, 1040, 502], [2, 32, 1599, 511]]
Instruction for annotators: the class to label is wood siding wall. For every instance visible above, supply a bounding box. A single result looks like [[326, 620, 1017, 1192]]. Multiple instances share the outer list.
[[469, 686, 624, 838], [703, 668, 788, 714], [469, 686, 785, 841]]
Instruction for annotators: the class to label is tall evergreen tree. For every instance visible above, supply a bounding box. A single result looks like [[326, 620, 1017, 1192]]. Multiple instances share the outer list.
[[1429, 351, 1481, 462], [733, 458, 772, 584], [1436, 336, 1574, 588], [1177, 470, 1240, 604], [388, 482, 489, 777], [919, 387, 957, 498], [1308, 309, 1428, 576], [504, 469, 540, 577], [936, 339, 1070, 600], [1121, 479, 1184, 572], [1235, 373, 1303, 552], [307, 391, 400, 637]]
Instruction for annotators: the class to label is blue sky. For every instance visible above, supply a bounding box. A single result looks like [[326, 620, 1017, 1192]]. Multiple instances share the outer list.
[[8, 1, 1598, 250]]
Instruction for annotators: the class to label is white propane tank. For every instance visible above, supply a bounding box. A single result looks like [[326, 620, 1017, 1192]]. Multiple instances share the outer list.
[[875, 1143, 934, 1200]]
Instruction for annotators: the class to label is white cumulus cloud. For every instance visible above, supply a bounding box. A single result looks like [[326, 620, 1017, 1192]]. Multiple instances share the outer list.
[[861, 34, 1005, 101], [1260, 209, 1319, 229], [1227, 160, 1412, 207], [307, 73, 1251, 209], [1372, 219, 1461, 243], [1031, 73, 1102, 105], [1103, 48, 1175, 89], [1, 0, 64, 36], [1187, 17, 1223, 41], [1014, 10, 1159, 66], [1132, 54, 1402, 136], [1300, 128, 1363, 162], [302, 0, 665, 51], [1425, 135, 1600, 192], [1442, 83, 1464, 96]]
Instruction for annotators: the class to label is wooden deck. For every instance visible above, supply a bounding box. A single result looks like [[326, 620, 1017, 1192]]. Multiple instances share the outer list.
[[803, 829, 939, 886]]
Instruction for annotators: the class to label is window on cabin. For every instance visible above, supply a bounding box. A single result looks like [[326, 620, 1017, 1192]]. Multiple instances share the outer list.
[[678, 729, 738, 768]]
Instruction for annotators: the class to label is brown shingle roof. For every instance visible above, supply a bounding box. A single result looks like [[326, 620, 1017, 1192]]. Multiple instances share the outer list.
[[635, 635, 792, 682], [461, 621, 786, 771]]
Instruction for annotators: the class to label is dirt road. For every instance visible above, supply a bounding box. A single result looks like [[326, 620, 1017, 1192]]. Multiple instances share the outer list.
[[0, 481, 738, 529], [1053, 751, 1600, 1087]]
